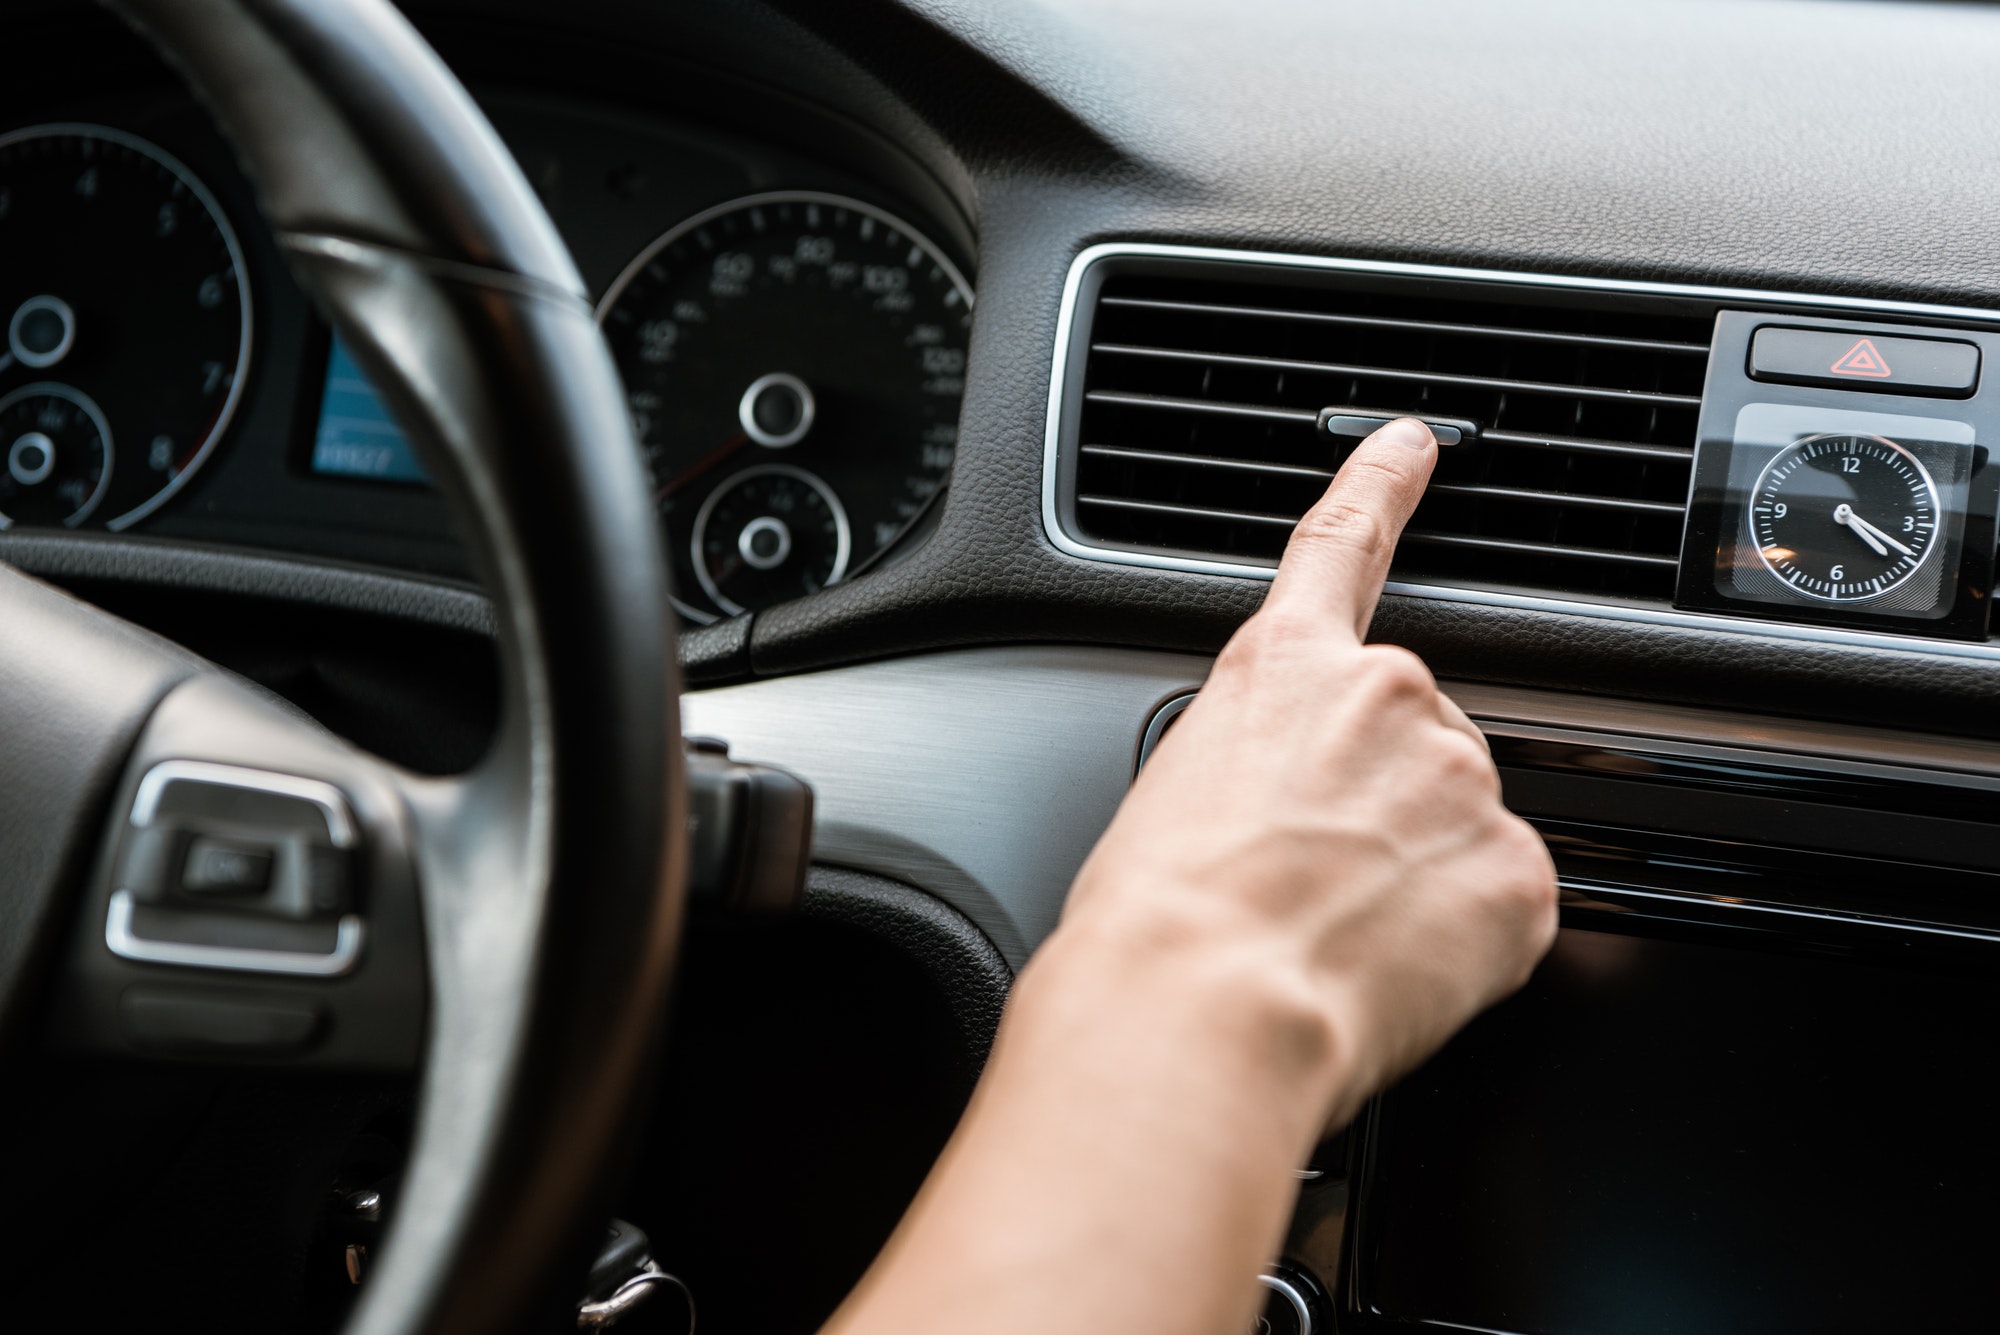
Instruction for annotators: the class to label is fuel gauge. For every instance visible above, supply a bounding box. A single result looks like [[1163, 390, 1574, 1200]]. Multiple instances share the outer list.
[[0, 382, 112, 526], [691, 464, 852, 616]]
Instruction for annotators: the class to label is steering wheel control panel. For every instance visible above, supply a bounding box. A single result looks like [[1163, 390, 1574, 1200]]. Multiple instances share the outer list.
[[104, 760, 365, 982], [49, 746, 427, 1071], [1676, 311, 2000, 640]]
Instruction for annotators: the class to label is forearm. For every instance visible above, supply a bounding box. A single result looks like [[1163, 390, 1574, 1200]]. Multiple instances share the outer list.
[[822, 907, 1345, 1335], [821, 417, 1556, 1335]]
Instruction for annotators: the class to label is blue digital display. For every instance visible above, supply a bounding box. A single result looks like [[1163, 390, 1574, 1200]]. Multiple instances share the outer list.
[[309, 337, 428, 484]]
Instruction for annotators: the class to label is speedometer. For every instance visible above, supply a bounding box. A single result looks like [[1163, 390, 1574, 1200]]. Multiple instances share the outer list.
[[597, 191, 972, 622]]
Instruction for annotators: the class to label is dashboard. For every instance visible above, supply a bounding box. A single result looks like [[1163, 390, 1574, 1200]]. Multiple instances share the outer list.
[[16, 2, 2000, 1334], [11, 0, 2000, 726]]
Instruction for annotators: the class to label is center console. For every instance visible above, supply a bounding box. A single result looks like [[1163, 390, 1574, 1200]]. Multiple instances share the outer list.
[[687, 645, 2000, 1334], [1143, 693, 2000, 1333]]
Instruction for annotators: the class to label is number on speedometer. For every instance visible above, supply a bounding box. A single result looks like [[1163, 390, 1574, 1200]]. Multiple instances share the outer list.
[[597, 191, 972, 623]]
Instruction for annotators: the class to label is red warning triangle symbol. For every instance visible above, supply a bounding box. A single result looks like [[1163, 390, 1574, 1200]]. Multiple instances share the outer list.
[[1830, 337, 1893, 378]]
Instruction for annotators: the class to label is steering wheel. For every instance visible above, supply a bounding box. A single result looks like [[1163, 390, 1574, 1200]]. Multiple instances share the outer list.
[[0, 1, 684, 1331]]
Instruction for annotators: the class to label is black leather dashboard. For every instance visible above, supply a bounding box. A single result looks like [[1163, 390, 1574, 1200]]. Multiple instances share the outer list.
[[12, 0, 2000, 733]]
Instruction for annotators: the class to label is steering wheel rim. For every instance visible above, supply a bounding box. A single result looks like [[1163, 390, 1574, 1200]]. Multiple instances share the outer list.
[[43, 1, 689, 1329]]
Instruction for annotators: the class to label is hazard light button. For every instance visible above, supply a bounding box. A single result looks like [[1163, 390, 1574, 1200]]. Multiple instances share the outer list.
[[1749, 326, 1980, 397]]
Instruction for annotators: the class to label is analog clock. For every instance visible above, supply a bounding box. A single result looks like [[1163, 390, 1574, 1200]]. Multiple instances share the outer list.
[[1749, 433, 1940, 602]]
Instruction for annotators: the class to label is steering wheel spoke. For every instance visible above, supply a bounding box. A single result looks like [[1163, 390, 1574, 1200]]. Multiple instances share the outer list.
[[45, 664, 429, 1069]]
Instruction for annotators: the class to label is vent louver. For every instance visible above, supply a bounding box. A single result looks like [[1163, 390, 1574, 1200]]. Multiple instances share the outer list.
[[1054, 260, 1714, 603]]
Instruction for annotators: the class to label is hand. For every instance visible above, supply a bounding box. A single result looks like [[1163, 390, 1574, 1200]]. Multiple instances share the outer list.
[[1056, 415, 1559, 1130], [822, 419, 1558, 1335]]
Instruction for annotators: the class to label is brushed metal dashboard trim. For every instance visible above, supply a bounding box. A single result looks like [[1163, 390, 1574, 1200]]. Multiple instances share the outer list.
[[681, 646, 2000, 968], [682, 646, 1209, 966], [1040, 242, 2000, 664]]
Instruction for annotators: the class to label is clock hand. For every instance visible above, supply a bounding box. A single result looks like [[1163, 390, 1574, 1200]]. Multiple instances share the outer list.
[[1832, 503, 1889, 557], [1848, 511, 1916, 558]]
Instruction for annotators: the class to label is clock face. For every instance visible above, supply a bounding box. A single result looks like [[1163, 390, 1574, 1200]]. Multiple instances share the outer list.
[[1749, 433, 1942, 602]]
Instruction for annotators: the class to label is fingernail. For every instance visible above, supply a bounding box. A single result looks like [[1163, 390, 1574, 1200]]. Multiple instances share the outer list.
[[1375, 418, 1435, 451]]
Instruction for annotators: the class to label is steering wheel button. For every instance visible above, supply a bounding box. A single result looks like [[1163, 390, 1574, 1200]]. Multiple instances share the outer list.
[[121, 987, 324, 1055], [307, 844, 355, 915], [181, 837, 274, 896]]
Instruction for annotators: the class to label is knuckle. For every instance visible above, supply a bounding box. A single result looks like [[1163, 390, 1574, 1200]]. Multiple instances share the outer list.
[[1293, 496, 1391, 563], [1245, 604, 1320, 651], [1495, 819, 1559, 910], [1210, 625, 1263, 679], [1433, 728, 1496, 787], [1342, 452, 1419, 495], [1500, 815, 1554, 874], [1217, 608, 1315, 676], [1356, 644, 1436, 701]]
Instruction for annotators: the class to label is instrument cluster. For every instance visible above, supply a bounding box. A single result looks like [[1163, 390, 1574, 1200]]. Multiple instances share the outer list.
[[0, 91, 975, 622]]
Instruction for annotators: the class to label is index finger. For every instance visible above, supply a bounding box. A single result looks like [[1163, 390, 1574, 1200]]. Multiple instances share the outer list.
[[1266, 417, 1437, 638]]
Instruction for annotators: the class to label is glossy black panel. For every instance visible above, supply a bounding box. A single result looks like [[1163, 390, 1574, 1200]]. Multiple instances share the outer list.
[[1488, 729, 2000, 828], [1542, 822, 2000, 955], [1341, 720, 2000, 1333], [1351, 926, 2000, 1335], [1491, 728, 2000, 877]]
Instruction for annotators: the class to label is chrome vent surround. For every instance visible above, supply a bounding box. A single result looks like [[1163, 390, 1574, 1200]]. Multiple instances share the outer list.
[[1046, 251, 1714, 604]]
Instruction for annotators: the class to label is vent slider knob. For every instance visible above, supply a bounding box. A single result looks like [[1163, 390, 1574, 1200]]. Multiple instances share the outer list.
[[1318, 407, 1478, 448]]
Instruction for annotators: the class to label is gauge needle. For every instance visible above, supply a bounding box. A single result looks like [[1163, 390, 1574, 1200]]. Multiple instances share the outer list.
[[1833, 503, 1914, 558], [659, 431, 748, 501]]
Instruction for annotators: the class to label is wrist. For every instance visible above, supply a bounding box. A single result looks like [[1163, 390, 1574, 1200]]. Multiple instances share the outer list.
[[1015, 891, 1359, 1154], [827, 886, 1353, 1335]]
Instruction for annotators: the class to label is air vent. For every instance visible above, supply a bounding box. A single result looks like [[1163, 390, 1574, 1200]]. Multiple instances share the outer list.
[[1049, 255, 1715, 603]]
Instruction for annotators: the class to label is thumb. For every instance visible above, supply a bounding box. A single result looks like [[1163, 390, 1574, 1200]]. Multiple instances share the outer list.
[[1266, 417, 1438, 638]]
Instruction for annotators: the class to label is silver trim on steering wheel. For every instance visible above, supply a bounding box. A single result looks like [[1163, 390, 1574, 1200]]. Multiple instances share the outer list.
[[105, 888, 366, 976], [105, 759, 365, 976]]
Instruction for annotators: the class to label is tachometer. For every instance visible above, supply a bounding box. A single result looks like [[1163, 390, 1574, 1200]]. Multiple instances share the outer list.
[[0, 124, 252, 530], [0, 383, 113, 525], [598, 191, 971, 622], [692, 463, 852, 616]]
